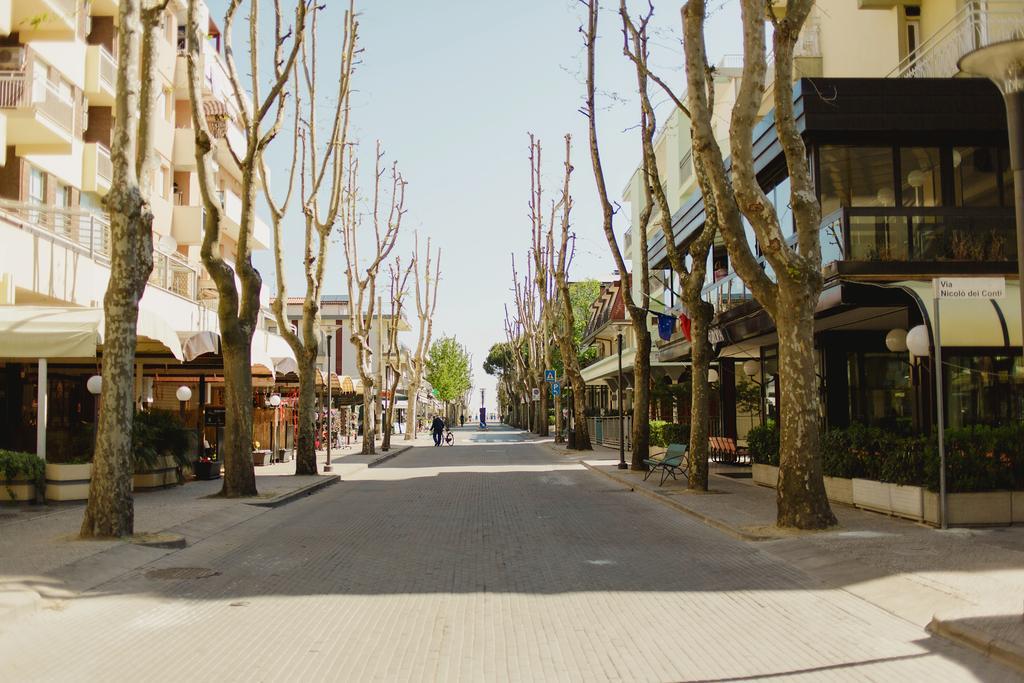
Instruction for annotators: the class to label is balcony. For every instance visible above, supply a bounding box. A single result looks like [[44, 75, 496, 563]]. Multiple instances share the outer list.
[[84, 45, 116, 107], [171, 190, 270, 250], [2, 0, 77, 37], [150, 248, 199, 300], [889, 1, 1024, 79], [0, 71, 74, 152], [0, 199, 110, 263], [81, 142, 113, 195]]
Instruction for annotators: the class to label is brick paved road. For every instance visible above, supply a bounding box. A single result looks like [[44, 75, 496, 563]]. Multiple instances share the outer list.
[[1, 426, 1017, 681]]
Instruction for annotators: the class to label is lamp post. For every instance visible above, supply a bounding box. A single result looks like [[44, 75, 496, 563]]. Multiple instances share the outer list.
[[959, 40, 1024, 339], [906, 324, 947, 529], [269, 393, 281, 464], [617, 332, 626, 470], [325, 330, 333, 473], [87, 374, 102, 450], [176, 385, 192, 421]]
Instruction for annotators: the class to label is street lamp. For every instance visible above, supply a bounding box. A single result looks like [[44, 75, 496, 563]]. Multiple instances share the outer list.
[[269, 393, 281, 464], [176, 385, 192, 420], [906, 323, 949, 529], [325, 329, 334, 473], [87, 375, 102, 441], [617, 332, 627, 470], [959, 40, 1024, 340]]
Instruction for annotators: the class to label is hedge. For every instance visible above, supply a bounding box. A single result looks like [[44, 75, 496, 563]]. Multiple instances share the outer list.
[[750, 421, 1023, 493], [649, 421, 690, 447], [0, 450, 45, 501]]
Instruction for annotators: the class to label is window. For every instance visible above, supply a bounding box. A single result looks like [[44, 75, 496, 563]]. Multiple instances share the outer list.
[[160, 165, 171, 199], [945, 354, 1024, 428], [28, 167, 45, 205], [1000, 147, 1016, 208], [769, 176, 793, 234], [818, 146, 895, 215], [847, 351, 913, 432], [901, 147, 942, 207], [954, 146, 1001, 207]]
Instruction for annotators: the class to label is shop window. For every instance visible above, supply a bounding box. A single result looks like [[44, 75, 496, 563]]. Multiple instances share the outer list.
[[901, 147, 942, 207], [1000, 147, 1015, 208], [846, 351, 913, 433], [953, 146, 1001, 207], [819, 146, 895, 216], [770, 176, 793, 234], [945, 354, 1024, 428]]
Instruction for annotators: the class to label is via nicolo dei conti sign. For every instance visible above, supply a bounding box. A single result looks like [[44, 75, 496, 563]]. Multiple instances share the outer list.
[[932, 277, 1006, 300]]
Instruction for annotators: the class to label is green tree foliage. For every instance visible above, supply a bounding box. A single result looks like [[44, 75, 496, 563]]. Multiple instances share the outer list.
[[569, 279, 601, 348], [426, 336, 473, 403], [484, 341, 515, 376]]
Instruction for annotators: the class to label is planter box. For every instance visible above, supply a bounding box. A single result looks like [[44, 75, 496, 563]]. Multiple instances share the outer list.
[[252, 450, 271, 467], [823, 476, 854, 505], [45, 462, 92, 501], [852, 479, 924, 521], [0, 473, 36, 502], [1015, 492, 1024, 524], [193, 460, 221, 480], [923, 491, 1013, 527], [752, 463, 778, 488], [134, 455, 179, 489]]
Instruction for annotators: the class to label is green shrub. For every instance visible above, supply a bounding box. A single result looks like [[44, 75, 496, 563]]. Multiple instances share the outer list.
[[649, 420, 668, 447], [133, 410, 192, 472], [748, 423, 779, 466], [926, 425, 1016, 493], [0, 450, 45, 501], [663, 423, 690, 446]]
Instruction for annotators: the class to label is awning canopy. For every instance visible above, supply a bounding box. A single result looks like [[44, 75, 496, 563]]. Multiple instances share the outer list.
[[180, 330, 219, 361], [889, 280, 1021, 348], [0, 306, 184, 360]]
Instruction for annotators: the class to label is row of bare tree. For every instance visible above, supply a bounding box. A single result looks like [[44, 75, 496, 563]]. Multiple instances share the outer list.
[[575, 0, 836, 530], [82, 0, 441, 539]]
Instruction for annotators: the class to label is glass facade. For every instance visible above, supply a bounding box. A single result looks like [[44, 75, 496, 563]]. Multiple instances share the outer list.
[[954, 146, 1002, 207], [819, 146, 895, 215], [900, 147, 942, 207], [944, 354, 1024, 428], [846, 351, 914, 433]]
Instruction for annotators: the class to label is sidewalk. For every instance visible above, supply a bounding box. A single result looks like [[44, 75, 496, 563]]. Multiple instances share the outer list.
[[0, 439, 421, 624], [550, 440, 1024, 673]]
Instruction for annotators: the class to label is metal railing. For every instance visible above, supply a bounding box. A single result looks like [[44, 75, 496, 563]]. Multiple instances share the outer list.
[[0, 71, 74, 132], [98, 46, 116, 90], [0, 199, 201, 300], [586, 415, 632, 450], [889, 1, 1024, 79]]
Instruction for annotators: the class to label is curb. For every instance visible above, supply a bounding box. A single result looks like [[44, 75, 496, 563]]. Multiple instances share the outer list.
[[580, 461, 772, 542], [928, 616, 1024, 674], [368, 445, 412, 468], [247, 474, 341, 508]]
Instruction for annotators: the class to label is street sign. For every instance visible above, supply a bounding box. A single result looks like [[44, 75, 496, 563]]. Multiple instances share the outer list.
[[544, 369, 556, 383], [531, 388, 541, 401], [551, 382, 561, 397], [204, 407, 226, 427], [932, 276, 1005, 300]]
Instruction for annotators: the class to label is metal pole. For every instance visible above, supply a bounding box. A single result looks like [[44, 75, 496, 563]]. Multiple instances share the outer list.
[[377, 295, 383, 443], [325, 332, 333, 473], [617, 332, 626, 470], [1005, 90, 1024, 347], [933, 297, 947, 530]]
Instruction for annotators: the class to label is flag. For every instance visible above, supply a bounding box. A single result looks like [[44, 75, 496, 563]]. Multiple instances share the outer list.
[[657, 314, 675, 342], [678, 308, 692, 342]]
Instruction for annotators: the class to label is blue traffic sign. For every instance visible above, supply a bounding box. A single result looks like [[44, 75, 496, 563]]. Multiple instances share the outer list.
[[544, 369, 556, 383], [551, 382, 561, 396]]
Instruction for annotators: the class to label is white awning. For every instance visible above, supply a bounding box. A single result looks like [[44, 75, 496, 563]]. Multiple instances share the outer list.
[[0, 306, 184, 360], [274, 357, 299, 376], [179, 330, 219, 361], [889, 280, 1021, 348]]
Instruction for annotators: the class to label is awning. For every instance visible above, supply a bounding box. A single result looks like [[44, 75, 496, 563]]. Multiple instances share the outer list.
[[180, 330, 219, 361], [202, 99, 228, 117], [0, 306, 184, 360], [274, 357, 299, 376], [888, 280, 1021, 348]]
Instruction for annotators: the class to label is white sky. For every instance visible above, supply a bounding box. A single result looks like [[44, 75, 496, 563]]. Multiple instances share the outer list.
[[213, 0, 744, 413]]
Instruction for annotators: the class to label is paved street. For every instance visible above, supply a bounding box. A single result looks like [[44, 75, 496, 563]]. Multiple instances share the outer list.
[[1, 426, 1018, 682]]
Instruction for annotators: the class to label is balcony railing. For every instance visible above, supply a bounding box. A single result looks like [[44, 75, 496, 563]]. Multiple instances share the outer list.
[[150, 248, 199, 300], [98, 46, 116, 90], [0, 71, 74, 133], [0, 199, 200, 300], [889, 1, 1024, 79], [0, 199, 111, 262], [96, 144, 113, 183]]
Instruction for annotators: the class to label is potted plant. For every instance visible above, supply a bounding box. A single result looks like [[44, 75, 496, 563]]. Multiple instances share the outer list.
[[0, 450, 46, 502], [45, 423, 96, 501], [133, 410, 193, 489]]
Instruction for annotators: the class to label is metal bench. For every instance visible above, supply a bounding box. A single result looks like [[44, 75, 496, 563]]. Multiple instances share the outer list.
[[643, 443, 690, 486]]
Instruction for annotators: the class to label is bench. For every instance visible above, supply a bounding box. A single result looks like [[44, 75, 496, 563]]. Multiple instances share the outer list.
[[642, 443, 690, 486], [709, 436, 749, 464]]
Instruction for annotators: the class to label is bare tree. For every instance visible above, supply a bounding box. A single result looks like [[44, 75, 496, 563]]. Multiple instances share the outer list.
[[527, 135, 553, 438], [404, 234, 440, 441], [582, 0, 652, 469], [550, 134, 593, 451], [682, 0, 835, 528], [381, 257, 412, 451], [266, 2, 358, 476], [81, 0, 169, 538], [340, 143, 405, 455], [511, 254, 544, 435], [185, 0, 306, 497], [503, 306, 531, 429], [620, 3, 717, 489]]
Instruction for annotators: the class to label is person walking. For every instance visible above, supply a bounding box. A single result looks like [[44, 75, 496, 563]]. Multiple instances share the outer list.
[[430, 415, 445, 447], [460, 414, 465, 427]]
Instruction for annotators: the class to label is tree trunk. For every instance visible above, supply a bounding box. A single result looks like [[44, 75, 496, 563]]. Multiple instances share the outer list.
[[360, 383, 375, 455], [220, 334, 257, 497], [294, 351, 318, 475], [568, 371, 591, 450], [775, 286, 836, 528], [80, 210, 151, 537], [553, 393, 563, 443], [687, 299, 714, 490], [536, 383, 549, 436], [404, 389, 418, 440], [630, 319, 651, 470]]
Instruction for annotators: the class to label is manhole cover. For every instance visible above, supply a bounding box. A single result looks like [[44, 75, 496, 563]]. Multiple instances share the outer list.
[[145, 567, 221, 580]]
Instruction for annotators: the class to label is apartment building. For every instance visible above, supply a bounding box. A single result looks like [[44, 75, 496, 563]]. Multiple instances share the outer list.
[[614, 0, 1023, 443], [0, 0, 294, 462]]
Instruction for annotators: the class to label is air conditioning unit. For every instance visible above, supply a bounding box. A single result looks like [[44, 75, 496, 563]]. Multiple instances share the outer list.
[[0, 47, 26, 71]]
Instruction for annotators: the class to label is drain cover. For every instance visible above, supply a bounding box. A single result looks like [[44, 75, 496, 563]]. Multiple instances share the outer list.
[[145, 567, 220, 580]]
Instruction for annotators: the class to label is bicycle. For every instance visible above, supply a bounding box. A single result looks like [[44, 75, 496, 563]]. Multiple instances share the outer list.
[[444, 429, 454, 446]]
